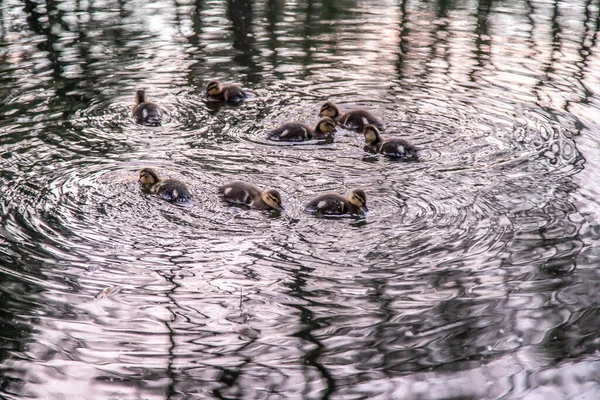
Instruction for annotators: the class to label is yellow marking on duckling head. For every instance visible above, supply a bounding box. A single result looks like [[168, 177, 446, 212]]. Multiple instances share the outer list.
[[263, 189, 282, 210], [319, 101, 339, 119], [317, 200, 327, 210], [224, 187, 233, 195], [206, 80, 221, 96], [139, 168, 159, 185], [349, 189, 367, 207], [318, 117, 336, 134], [363, 124, 380, 144]]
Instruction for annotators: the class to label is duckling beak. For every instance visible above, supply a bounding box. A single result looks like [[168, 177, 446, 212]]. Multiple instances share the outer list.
[[361, 205, 369, 213], [278, 204, 285, 211]]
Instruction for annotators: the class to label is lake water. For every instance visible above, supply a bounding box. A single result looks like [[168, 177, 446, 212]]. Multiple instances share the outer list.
[[1, 0, 600, 398]]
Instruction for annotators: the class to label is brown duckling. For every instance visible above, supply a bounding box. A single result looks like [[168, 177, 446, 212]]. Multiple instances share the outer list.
[[266, 117, 337, 142], [304, 189, 368, 216], [319, 101, 383, 131], [139, 168, 192, 203], [219, 181, 283, 211], [205, 80, 248, 103], [363, 124, 420, 160], [132, 89, 162, 126]]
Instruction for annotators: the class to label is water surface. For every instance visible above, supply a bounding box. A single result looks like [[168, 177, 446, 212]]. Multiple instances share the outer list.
[[1, 0, 600, 399]]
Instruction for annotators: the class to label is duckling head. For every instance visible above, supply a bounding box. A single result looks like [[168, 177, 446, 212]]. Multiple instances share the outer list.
[[206, 80, 222, 96], [262, 189, 284, 210], [348, 189, 368, 212], [363, 124, 381, 145], [317, 117, 337, 135], [139, 168, 160, 185], [319, 101, 340, 120], [135, 89, 147, 105]]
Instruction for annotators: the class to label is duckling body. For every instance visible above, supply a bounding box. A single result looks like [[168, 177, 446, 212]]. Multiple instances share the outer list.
[[132, 89, 162, 126], [206, 80, 248, 103], [219, 181, 283, 211], [266, 117, 336, 142], [305, 189, 368, 216], [363, 124, 419, 159], [319, 101, 382, 131], [139, 168, 192, 203]]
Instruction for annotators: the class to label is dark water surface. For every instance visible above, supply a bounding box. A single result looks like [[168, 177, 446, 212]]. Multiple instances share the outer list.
[[1, 0, 600, 398]]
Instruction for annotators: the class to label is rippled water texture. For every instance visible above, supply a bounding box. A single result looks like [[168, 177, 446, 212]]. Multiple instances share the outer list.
[[2, 0, 600, 399]]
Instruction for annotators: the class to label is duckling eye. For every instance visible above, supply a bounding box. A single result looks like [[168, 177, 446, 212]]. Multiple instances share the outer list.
[[353, 194, 365, 204], [322, 122, 334, 131], [320, 106, 333, 115]]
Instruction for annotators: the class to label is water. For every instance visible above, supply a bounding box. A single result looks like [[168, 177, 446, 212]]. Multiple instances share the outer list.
[[1, 0, 600, 398]]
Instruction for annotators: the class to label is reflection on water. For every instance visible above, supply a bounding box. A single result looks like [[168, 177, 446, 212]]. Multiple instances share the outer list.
[[1, 0, 600, 398]]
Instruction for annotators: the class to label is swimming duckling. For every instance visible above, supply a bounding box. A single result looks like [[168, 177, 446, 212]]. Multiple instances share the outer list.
[[363, 124, 420, 160], [219, 181, 283, 211], [132, 89, 162, 126], [304, 189, 368, 215], [319, 101, 383, 131], [139, 168, 192, 203], [205, 80, 248, 103], [266, 117, 337, 142]]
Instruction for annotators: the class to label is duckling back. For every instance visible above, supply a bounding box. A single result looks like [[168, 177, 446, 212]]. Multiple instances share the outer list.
[[378, 139, 420, 159], [133, 103, 162, 126], [266, 122, 312, 142], [222, 84, 248, 103], [206, 82, 248, 103], [304, 193, 349, 215], [340, 110, 382, 132], [132, 89, 162, 126], [154, 179, 192, 203], [219, 182, 262, 205]]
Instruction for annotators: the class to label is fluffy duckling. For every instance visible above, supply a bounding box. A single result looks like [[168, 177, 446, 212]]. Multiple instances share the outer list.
[[219, 181, 283, 211], [319, 101, 383, 131], [305, 189, 368, 216], [363, 124, 420, 159], [266, 117, 337, 142], [205, 80, 248, 103], [139, 168, 192, 203], [132, 89, 162, 126]]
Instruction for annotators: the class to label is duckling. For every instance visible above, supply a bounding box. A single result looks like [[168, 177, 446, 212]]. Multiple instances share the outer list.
[[205, 80, 248, 103], [219, 181, 283, 211], [363, 124, 420, 159], [132, 89, 162, 126], [319, 101, 383, 131], [266, 117, 337, 142], [304, 189, 368, 215], [139, 168, 192, 203]]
